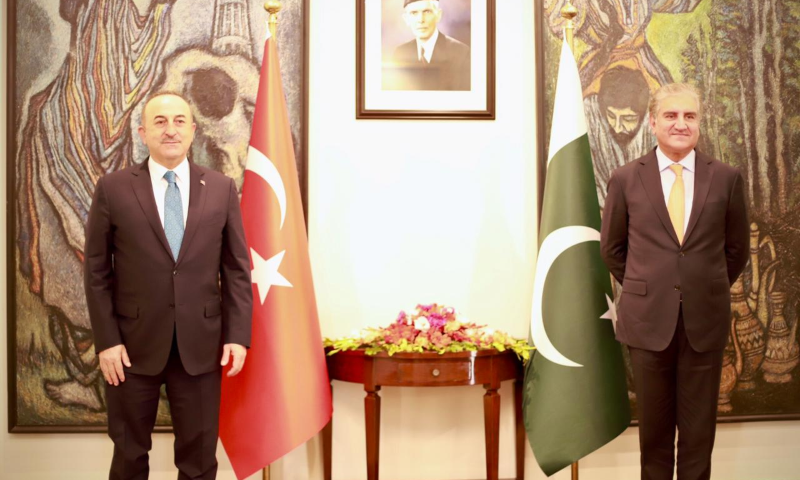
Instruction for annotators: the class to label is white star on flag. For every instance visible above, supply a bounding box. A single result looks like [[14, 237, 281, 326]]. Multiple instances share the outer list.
[[251, 248, 292, 305], [600, 294, 618, 332]]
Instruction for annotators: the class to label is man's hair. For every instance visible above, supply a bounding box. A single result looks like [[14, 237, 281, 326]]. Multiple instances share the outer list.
[[140, 90, 193, 124], [598, 67, 649, 117], [648, 83, 702, 119]]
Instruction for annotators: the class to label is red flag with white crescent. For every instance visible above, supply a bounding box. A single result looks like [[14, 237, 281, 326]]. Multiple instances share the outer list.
[[219, 28, 332, 480]]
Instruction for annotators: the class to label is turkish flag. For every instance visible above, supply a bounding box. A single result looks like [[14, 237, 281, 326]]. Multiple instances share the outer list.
[[219, 29, 332, 480]]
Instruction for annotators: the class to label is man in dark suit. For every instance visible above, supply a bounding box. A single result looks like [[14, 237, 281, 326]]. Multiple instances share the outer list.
[[84, 92, 253, 480], [600, 83, 749, 480], [383, 0, 470, 91]]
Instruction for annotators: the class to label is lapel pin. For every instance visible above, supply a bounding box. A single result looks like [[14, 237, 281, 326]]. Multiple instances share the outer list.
[[200, 179, 206, 186]]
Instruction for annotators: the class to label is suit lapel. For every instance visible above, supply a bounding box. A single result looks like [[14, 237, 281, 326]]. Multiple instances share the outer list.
[[175, 162, 207, 267], [131, 161, 174, 260], [684, 151, 714, 244], [637, 150, 681, 246]]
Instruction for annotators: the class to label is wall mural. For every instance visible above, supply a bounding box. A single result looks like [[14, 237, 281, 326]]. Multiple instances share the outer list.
[[540, 0, 800, 420], [8, 0, 307, 430]]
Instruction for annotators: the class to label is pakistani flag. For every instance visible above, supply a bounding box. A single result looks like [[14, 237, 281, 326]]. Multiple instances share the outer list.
[[523, 37, 630, 476]]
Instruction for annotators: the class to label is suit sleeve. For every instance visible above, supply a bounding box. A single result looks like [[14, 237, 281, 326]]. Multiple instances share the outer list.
[[453, 42, 471, 91], [84, 177, 122, 353], [600, 171, 628, 284], [220, 177, 253, 347], [725, 171, 750, 284]]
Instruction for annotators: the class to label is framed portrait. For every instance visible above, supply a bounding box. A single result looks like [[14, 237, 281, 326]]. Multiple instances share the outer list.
[[6, 0, 308, 432], [356, 0, 495, 119], [536, 0, 800, 423]]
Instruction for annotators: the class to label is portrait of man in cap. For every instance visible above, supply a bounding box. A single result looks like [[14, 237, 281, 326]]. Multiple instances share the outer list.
[[382, 0, 471, 91]]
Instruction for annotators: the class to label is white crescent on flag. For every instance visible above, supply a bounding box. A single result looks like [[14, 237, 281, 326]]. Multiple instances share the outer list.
[[531, 225, 602, 368], [246, 146, 287, 230]]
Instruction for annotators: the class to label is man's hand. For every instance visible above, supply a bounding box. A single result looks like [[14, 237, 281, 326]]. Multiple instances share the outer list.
[[98, 344, 132, 386], [221, 343, 247, 377]]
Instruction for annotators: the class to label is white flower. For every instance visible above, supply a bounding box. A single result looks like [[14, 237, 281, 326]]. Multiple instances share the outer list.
[[479, 327, 495, 339], [414, 316, 431, 331]]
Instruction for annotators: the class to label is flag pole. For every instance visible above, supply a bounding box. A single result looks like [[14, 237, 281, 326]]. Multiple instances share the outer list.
[[561, 3, 580, 479], [260, 0, 276, 467], [561, 0, 578, 52], [266, 1, 282, 38]]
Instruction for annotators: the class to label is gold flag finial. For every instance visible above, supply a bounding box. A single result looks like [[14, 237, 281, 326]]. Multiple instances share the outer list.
[[265, 1, 282, 38], [560, 1, 578, 55]]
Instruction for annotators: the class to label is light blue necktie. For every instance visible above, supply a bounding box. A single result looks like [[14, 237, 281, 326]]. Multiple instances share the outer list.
[[163, 171, 184, 260]]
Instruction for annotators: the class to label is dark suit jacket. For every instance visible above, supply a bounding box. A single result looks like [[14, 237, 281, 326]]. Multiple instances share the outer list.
[[84, 160, 252, 376], [600, 149, 749, 353], [382, 31, 471, 91]]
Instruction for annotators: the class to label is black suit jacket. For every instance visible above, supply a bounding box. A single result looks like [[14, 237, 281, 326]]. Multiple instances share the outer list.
[[600, 149, 749, 352], [383, 31, 471, 91], [84, 160, 253, 376]]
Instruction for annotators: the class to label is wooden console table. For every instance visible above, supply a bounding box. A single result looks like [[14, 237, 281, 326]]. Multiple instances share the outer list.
[[322, 349, 525, 480]]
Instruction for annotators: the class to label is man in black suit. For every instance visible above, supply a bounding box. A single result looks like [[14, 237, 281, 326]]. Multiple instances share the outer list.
[[600, 83, 749, 480], [383, 0, 471, 91], [85, 92, 253, 479]]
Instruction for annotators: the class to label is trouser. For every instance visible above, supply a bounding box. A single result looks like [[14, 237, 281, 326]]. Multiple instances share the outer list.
[[106, 336, 222, 480], [628, 311, 724, 480]]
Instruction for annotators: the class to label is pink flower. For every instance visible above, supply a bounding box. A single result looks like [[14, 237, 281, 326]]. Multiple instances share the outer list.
[[428, 313, 446, 329]]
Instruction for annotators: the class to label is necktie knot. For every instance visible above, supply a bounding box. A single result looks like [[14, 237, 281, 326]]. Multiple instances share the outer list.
[[164, 170, 177, 185], [669, 164, 683, 178]]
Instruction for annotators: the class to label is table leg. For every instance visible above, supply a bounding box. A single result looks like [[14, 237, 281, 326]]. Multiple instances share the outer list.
[[323, 382, 333, 480], [365, 386, 381, 480], [483, 386, 501, 480], [514, 379, 525, 480]]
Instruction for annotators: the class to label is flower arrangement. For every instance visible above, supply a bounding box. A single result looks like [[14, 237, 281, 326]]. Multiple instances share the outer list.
[[324, 303, 534, 361]]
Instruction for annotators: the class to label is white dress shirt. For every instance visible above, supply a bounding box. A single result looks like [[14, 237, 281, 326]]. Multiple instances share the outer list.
[[148, 157, 190, 228], [656, 147, 695, 234], [417, 29, 439, 63]]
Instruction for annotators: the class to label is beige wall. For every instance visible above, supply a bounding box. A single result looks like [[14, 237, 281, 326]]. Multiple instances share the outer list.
[[2, 0, 799, 479]]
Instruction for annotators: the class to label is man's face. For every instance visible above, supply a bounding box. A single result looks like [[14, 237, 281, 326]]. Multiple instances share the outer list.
[[403, 1, 442, 41], [138, 94, 196, 167], [605, 105, 642, 144], [649, 93, 700, 159]]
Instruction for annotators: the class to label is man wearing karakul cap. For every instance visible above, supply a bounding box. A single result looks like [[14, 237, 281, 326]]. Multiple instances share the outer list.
[[383, 0, 471, 91]]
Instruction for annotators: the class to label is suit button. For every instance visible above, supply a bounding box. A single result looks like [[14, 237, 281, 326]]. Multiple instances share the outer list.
[[679, 252, 686, 257], [674, 285, 681, 291], [169, 303, 175, 308], [173, 270, 177, 276]]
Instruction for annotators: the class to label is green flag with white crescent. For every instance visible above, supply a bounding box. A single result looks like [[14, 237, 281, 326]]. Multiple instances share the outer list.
[[523, 36, 631, 476]]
